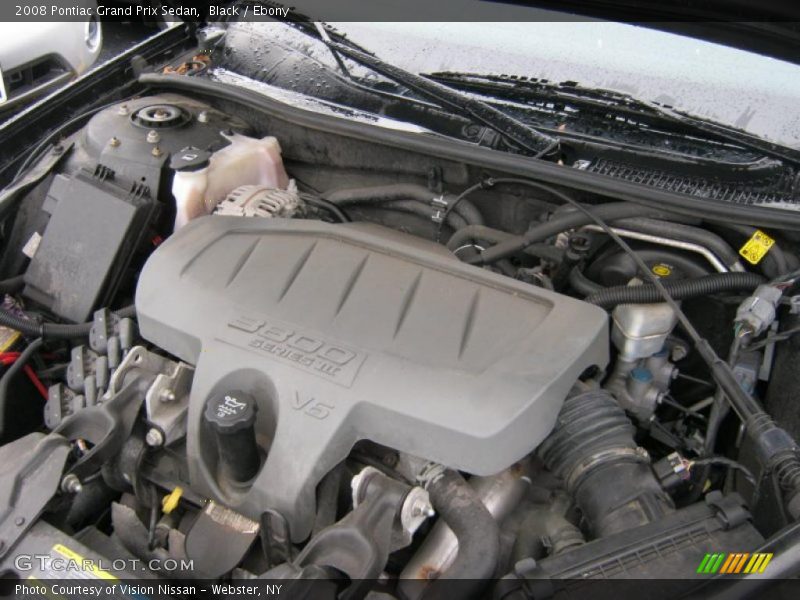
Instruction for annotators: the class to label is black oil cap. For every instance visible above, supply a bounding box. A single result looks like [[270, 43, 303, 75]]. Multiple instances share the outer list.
[[205, 390, 257, 432], [204, 390, 261, 483]]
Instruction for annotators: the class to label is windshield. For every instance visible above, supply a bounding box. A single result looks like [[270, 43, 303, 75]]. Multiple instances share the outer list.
[[263, 21, 800, 149]]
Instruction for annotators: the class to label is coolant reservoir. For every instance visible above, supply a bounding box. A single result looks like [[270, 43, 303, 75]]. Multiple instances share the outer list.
[[171, 133, 289, 230]]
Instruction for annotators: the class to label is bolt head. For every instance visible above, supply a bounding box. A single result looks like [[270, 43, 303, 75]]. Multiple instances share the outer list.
[[146, 130, 160, 144], [197, 111, 209, 124], [410, 503, 435, 518], [117, 104, 129, 116], [151, 146, 163, 157], [145, 428, 164, 447], [61, 474, 82, 494], [410, 496, 434, 518], [109, 137, 120, 148]]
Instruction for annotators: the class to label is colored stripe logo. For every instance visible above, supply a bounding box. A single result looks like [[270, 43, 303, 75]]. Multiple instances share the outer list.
[[697, 552, 773, 574]]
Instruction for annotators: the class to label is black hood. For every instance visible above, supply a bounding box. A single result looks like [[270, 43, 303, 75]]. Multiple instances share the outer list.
[[496, 1, 800, 65], [254, 0, 800, 66]]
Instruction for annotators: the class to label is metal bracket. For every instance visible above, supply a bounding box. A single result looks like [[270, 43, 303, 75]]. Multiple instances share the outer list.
[[145, 360, 194, 446]]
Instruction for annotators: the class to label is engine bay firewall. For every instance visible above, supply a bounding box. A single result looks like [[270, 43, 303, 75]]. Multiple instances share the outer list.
[[135, 217, 608, 540]]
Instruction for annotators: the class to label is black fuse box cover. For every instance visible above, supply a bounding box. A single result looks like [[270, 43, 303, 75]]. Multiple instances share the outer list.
[[23, 168, 157, 323]]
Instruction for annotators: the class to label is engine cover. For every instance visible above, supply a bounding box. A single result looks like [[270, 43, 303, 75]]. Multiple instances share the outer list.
[[135, 217, 608, 540]]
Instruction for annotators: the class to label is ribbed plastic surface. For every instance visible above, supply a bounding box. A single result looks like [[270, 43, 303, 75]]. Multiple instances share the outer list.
[[587, 158, 795, 206], [136, 217, 608, 540]]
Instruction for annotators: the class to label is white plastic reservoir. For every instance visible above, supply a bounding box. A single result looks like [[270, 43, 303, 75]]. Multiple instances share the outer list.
[[171, 133, 289, 230]]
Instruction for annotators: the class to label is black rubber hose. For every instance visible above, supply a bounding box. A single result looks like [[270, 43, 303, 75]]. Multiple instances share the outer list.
[[0, 337, 43, 441], [0, 275, 25, 295], [538, 390, 638, 480], [446, 224, 509, 251], [444, 196, 483, 228], [538, 390, 673, 537], [568, 267, 605, 297], [323, 184, 484, 226], [446, 225, 565, 263], [302, 196, 350, 222], [613, 217, 742, 269], [422, 469, 499, 598], [0, 305, 136, 339], [382, 200, 468, 231], [468, 202, 663, 265], [585, 272, 765, 309]]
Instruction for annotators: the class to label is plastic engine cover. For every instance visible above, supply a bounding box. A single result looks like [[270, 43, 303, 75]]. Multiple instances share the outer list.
[[136, 217, 608, 540]]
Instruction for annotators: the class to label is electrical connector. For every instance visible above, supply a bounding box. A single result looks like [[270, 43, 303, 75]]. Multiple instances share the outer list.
[[735, 284, 783, 337]]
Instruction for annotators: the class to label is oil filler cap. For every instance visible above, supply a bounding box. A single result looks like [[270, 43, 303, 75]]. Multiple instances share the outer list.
[[204, 390, 261, 483], [205, 390, 257, 432]]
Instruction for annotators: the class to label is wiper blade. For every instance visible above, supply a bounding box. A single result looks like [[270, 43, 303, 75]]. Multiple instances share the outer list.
[[428, 72, 800, 165], [297, 26, 559, 159]]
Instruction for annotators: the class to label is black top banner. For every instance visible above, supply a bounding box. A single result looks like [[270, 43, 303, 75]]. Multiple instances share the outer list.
[[3, 0, 800, 23]]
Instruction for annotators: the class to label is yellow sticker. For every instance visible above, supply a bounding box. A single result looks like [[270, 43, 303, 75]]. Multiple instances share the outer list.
[[739, 229, 775, 265], [51, 543, 118, 581], [652, 264, 672, 277], [0, 327, 20, 352]]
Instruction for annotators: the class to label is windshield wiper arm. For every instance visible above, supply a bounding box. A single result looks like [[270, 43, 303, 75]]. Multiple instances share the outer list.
[[428, 72, 800, 165], [299, 27, 559, 159]]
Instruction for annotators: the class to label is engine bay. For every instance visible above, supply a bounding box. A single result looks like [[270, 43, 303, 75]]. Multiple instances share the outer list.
[[0, 72, 799, 598]]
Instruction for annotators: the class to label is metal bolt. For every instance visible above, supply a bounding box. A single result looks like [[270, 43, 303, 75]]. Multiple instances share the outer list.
[[14, 517, 24, 527], [146, 130, 160, 144], [61, 474, 83, 494], [159, 389, 176, 403], [109, 137, 120, 148], [410, 496, 435, 518], [400, 486, 435, 544], [197, 111, 209, 124], [151, 146, 163, 157], [145, 428, 164, 447], [117, 104, 129, 116]]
